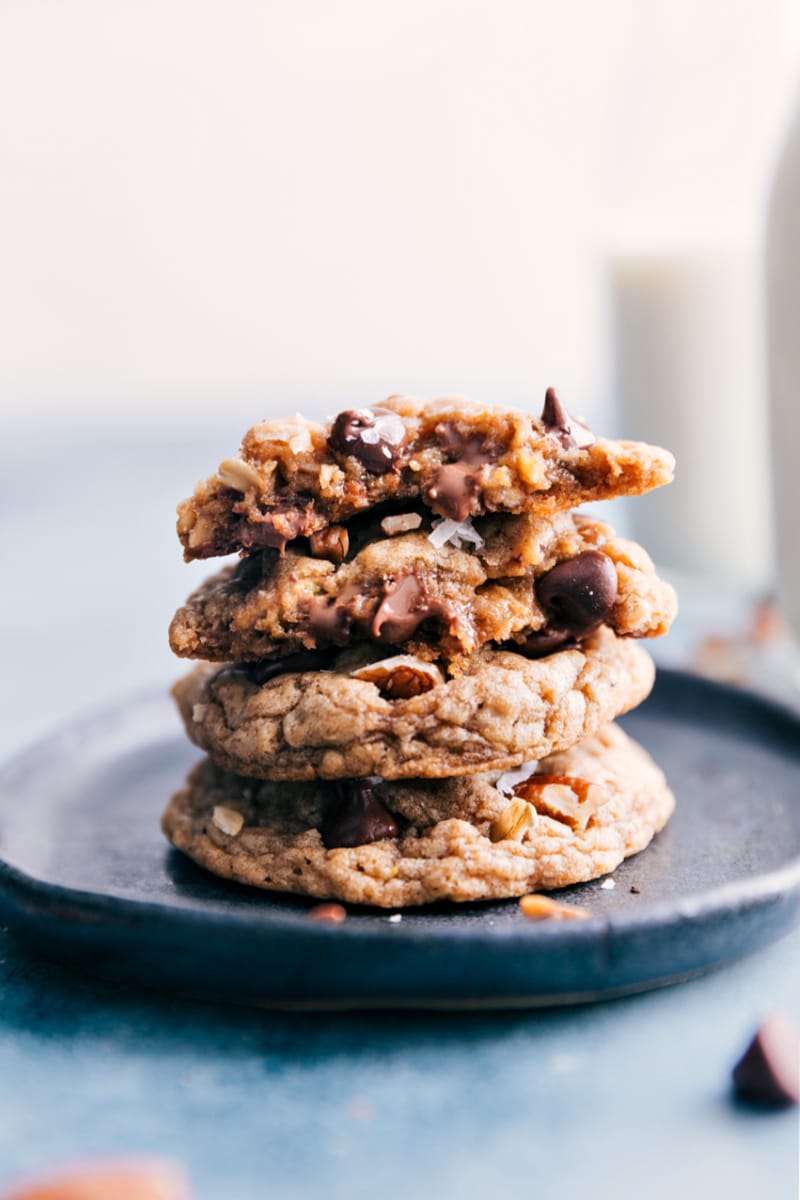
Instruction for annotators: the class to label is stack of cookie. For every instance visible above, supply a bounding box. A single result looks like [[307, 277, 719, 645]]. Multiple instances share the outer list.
[[163, 392, 677, 908]]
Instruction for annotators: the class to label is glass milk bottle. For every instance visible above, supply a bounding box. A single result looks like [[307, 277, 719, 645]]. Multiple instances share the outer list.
[[767, 100, 800, 641]]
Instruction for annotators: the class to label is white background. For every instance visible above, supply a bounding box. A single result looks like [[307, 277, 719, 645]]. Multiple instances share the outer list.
[[1, 0, 799, 432]]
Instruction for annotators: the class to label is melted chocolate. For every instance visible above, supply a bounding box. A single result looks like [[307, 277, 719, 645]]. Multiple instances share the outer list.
[[244, 647, 338, 684], [329, 407, 407, 474], [422, 462, 483, 522], [371, 575, 452, 643], [511, 629, 577, 659], [320, 779, 400, 849]]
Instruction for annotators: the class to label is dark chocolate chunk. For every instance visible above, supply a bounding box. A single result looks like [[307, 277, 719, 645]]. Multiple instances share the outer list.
[[510, 629, 577, 659], [244, 647, 338, 685], [329, 407, 407, 474], [321, 779, 400, 849], [732, 1015, 800, 1107], [536, 551, 617, 637], [541, 387, 596, 450], [422, 462, 483, 521]]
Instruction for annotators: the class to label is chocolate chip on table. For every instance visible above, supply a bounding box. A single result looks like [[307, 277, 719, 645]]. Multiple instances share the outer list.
[[329, 407, 408, 474], [536, 551, 618, 637], [732, 1014, 800, 1107], [321, 779, 400, 849], [541, 387, 596, 449], [245, 647, 339, 684]]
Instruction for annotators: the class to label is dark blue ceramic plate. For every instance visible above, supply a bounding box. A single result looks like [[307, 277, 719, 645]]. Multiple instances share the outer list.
[[0, 670, 798, 1009]]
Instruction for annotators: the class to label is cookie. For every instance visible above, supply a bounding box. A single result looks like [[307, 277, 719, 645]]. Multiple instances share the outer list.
[[177, 392, 675, 560], [172, 627, 655, 780], [161, 723, 675, 906], [169, 510, 677, 664]]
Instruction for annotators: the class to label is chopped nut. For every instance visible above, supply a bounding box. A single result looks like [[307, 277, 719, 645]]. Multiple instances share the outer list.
[[191, 703, 207, 722], [217, 457, 263, 492], [308, 902, 347, 924], [381, 512, 423, 536], [350, 655, 444, 699], [490, 797, 535, 843], [310, 525, 349, 562], [519, 894, 591, 921], [212, 805, 244, 836], [515, 448, 547, 486], [486, 465, 512, 488], [514, 775, 607, 832]]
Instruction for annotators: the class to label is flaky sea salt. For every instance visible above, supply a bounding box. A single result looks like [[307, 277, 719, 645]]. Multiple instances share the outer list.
[[428, 517, 485, 550]]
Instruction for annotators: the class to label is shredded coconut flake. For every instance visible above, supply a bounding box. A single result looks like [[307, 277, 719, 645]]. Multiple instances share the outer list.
[[495, 761, 540, 796], [599, 878, 616, 890], [387, 913, 403, 923], [428, 517, 485, 550]]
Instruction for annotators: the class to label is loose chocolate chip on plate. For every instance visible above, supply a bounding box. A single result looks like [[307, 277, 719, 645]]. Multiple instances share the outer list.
[[541, 387, 596, 449], [329, 407, 408, 474], [321, 779, 400, 849], [536, 551, 618, 637], [732, 1014, 800, 1107]]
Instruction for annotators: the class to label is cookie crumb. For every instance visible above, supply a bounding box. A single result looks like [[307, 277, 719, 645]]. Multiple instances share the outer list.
[[599, 878, 616, 890], [211, 805, 244, 836], [308, 903, 347, 924], [630, 884, 641, 894], [519, 894, 591, 921], [387, 913, 402, 924]]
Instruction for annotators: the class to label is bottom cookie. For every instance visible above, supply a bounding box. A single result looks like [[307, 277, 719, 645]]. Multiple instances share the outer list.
[[162, 724, 674, 907]]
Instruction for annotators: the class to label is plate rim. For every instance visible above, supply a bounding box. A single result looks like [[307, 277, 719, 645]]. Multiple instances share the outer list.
[[0, 667, 799, 949]]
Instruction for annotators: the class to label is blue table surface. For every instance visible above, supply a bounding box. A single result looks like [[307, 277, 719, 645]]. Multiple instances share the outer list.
[[0, 425, 798, 1198]]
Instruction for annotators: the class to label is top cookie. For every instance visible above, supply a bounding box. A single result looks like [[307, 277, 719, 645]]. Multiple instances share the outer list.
[[177, 391, 675, 560]]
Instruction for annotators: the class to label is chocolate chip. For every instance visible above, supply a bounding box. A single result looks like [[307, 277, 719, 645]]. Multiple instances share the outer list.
[[320, 779, 400, 849], [235, 508, 313, 554], [536, 551, 618, 638], [422, 462, 483, 521], [244, 647, 338, 684], [541, 387, 596, 449], [329, 407, 407, 474], [732, 1015, 800, 1107], [309, 525, 349, 563], [510, 629, 577, 659], [436, 424, 491, 463], [370, 574, 453, 644]]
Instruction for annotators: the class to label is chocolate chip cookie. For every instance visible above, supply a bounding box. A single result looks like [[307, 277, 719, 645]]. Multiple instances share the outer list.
[[169, 510, 677, 664], [176, 391, 675, 560], [161, 722, 675, 906], [172, 627, 655, 780]]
